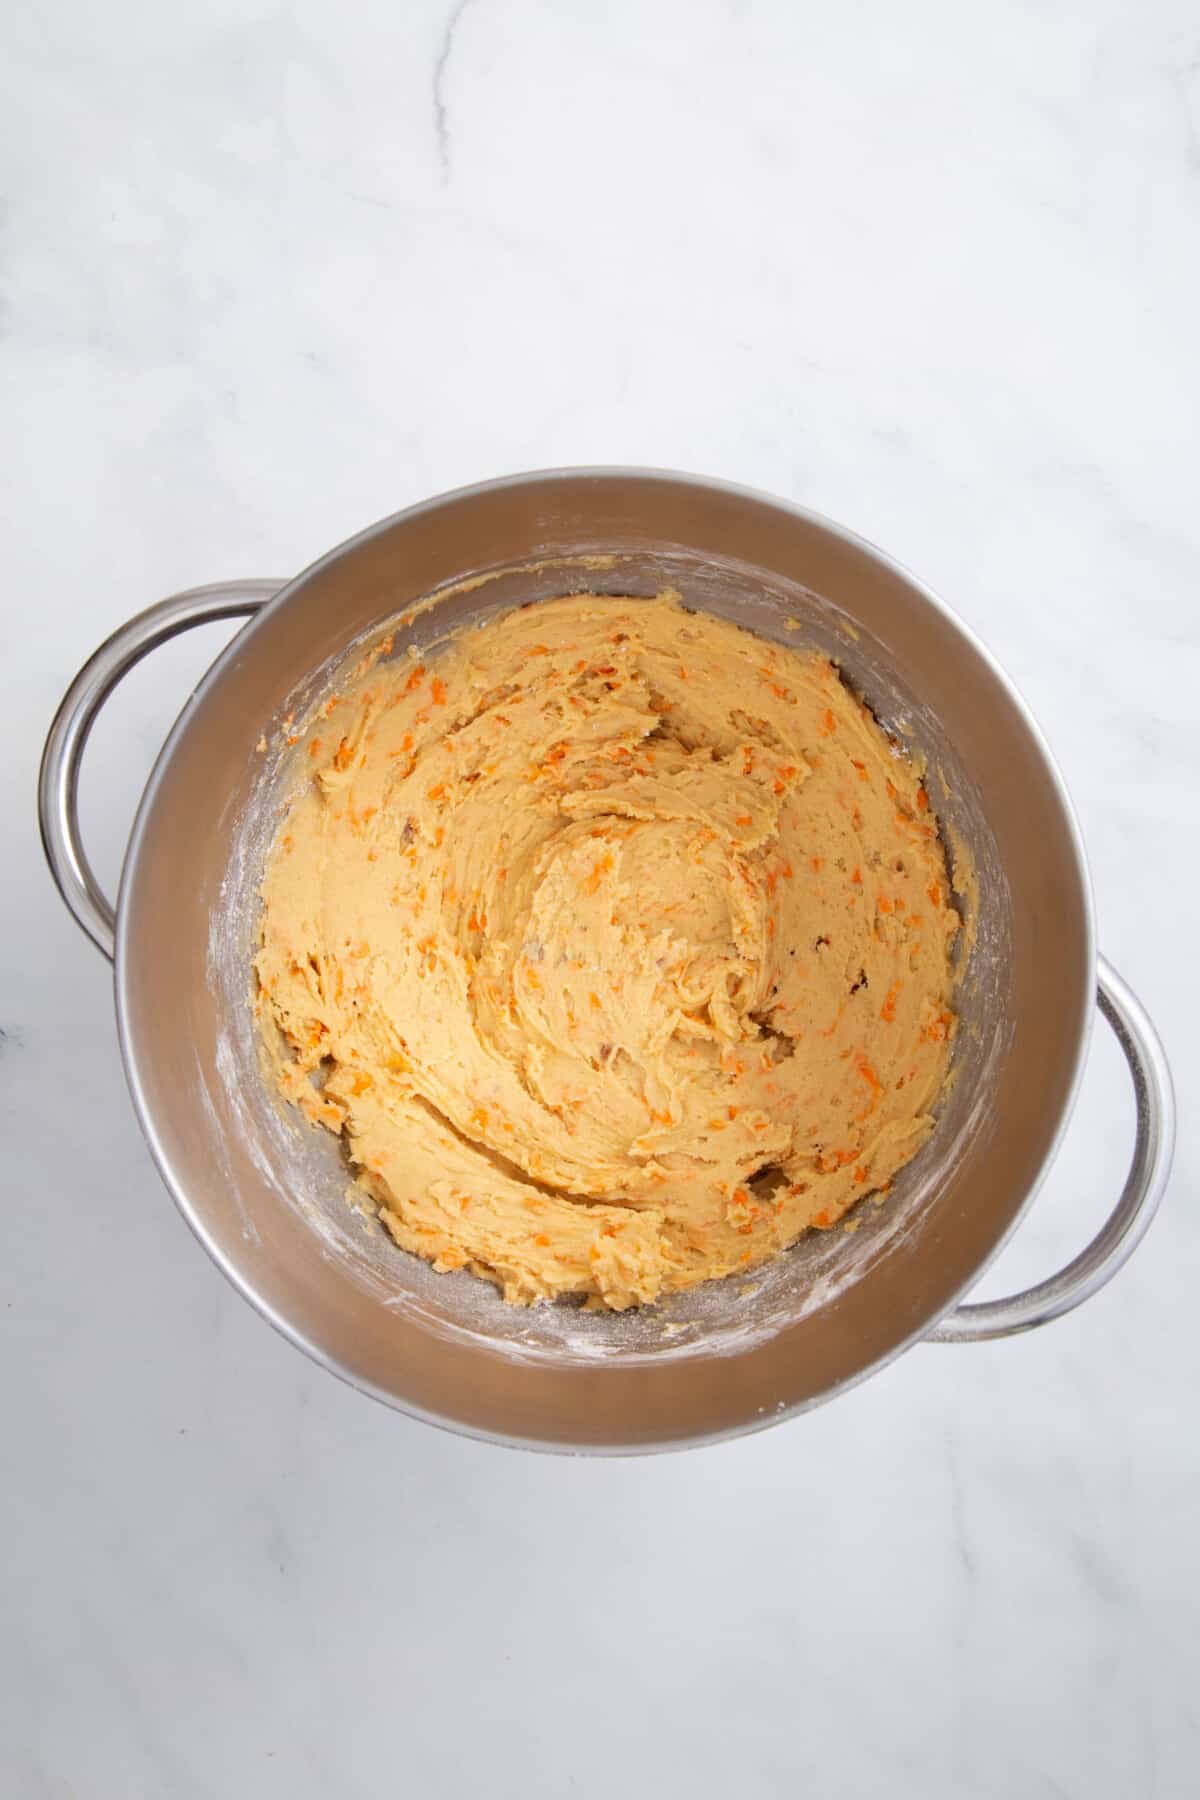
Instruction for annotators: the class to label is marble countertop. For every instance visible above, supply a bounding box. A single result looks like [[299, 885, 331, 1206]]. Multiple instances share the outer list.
[[4, 2, 1197, 1794]]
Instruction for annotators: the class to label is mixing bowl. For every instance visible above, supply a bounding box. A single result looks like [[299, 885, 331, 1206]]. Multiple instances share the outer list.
[[39, 470, 1174, 1451]]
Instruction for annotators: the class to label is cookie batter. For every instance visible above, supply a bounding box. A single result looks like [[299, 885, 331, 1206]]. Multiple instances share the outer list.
[[257, 594, 960, 1310]]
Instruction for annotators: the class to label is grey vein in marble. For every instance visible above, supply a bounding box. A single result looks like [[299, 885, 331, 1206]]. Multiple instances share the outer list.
[[433, 0, 475, 181]]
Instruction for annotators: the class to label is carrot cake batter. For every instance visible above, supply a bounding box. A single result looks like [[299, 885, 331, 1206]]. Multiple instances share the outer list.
[[256, 593, 960, 1310]]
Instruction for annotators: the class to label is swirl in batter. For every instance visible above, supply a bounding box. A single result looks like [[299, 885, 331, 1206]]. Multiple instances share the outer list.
[[256, 594, 960, 1310]]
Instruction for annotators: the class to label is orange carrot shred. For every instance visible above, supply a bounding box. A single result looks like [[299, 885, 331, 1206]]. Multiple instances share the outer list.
[[584, 853, 613, 895]]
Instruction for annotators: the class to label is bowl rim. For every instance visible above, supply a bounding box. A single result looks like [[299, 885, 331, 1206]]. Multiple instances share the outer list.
[[113, 465, 1097, 1453]]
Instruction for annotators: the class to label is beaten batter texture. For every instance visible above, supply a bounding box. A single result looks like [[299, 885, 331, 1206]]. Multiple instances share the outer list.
[[256, 594, 960, 1311]]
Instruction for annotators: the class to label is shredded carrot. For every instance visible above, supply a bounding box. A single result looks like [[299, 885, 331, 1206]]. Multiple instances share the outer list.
[[819, 1003, 845, 1039], [819, 1147, 857, 1172], [927, 881, 942, 907], [584, 853, 613, 895], [431, 675, 447, 705], [877, 894, 893, 915], [405, 664, 425, 692], [856, 1056, 882, 1113], [916, 786, 929, 811], [880, 981, 902, 1023], [819, 707, 836, 735]]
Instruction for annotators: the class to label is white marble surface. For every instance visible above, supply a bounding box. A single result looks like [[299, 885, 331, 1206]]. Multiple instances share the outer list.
[[3, 1, 1198, 1793]]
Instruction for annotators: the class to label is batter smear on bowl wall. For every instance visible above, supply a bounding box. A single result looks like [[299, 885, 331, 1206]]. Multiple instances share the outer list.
[[256, 592, 962, 1311]]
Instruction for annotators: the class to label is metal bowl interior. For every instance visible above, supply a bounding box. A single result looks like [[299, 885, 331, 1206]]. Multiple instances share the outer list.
[[116, 472, 1093, 1451]]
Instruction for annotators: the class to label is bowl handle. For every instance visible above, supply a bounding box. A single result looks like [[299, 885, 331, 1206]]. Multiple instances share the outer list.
[[38, 582, 284, 961], [929, 957, 1174, 1341]]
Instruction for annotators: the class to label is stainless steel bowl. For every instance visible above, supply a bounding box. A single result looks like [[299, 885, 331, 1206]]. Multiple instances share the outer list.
[[39, 470, 1175, 1452]]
